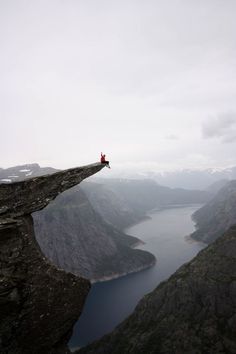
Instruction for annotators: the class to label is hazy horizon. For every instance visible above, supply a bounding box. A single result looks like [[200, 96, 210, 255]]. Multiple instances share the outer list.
[[1, 1, 236, 172]]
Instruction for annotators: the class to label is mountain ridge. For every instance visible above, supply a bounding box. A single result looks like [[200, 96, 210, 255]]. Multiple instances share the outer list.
[[33, 185, 155, 282]]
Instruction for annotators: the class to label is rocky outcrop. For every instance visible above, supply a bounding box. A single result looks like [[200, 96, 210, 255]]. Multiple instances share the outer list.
[[191, 180, 236, 243], [0, 163, 105, 354], [80, 225, 236, 354], [0, 163, 156, 283]]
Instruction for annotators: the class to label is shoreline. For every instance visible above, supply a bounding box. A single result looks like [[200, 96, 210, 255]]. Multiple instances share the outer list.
[[130, 239, 145, 248], [185, 233, 207, 246], [123, 215, 151, 231], [148, 203, 204, 214], [90, 204, 203, 285], [124, 204, 203, 231], [90, 258, 156, 284]]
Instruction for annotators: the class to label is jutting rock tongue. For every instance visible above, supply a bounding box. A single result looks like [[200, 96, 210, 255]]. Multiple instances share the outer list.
[[0, 163, 105, 354], [0, 162, 105, 216]]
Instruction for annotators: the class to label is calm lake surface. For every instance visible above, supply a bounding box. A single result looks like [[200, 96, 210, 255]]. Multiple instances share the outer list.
[[69, 205, 206, 350]]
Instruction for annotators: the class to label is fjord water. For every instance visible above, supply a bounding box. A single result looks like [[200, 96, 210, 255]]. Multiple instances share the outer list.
[[69, 205, 206, 350]]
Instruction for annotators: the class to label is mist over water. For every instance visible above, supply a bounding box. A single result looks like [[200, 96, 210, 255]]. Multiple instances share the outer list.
[[69, 205, 206, 349]]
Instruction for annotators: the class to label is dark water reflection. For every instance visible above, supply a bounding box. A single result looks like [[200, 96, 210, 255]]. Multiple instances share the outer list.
[[69, 205, 206, 350]]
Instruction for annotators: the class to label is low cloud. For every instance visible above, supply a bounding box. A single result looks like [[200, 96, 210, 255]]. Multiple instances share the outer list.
[[202, 112, 236, 143]]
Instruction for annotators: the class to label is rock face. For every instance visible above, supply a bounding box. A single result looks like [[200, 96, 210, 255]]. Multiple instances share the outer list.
[[80, 225, 236, 354], [0, 163, 105, 354], [33, 186, 155, 282], [206, 179, 229, 195], [80, 181, 143, 229], [191, 180, 236, 243], [0, 163, 156, 283]]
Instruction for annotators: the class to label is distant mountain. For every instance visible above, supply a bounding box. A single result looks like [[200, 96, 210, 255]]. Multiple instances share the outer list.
[[80, 181, 143, 229], [109, 166, 236, 190], [2, 164, 212, 227], [91, 178, 212, 216], [80, 225, 236, 354], [191, 180, 236, 243], [206, 179, 229, 194], [0, 164, 155, 281], [34, 186, 155, 282], [0, 164, 212, 281], [3, 164, 235, 191], [0, 163, 57, 182], [152, 167, 236, 190]]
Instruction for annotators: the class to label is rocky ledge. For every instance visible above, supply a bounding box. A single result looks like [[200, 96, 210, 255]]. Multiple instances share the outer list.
[[0, 163, 105, 354]]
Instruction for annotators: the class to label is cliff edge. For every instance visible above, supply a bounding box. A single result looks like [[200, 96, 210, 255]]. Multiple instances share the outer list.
[[0, 163, 105, 354]]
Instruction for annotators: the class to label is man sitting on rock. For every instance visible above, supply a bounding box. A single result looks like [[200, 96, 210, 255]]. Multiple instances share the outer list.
[[100, 152, 110, 168]]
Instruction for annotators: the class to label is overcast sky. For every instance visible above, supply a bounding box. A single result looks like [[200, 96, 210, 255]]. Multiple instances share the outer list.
[[1, 0, 236, 173]]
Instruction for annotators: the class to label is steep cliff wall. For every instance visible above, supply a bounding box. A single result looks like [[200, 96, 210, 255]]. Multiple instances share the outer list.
[[80, 225, 236, 354], [191, 180, 236, 243], [33, 186, 155, 282], [80, 181, 144, 229], [0, 163, 105, 354]]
